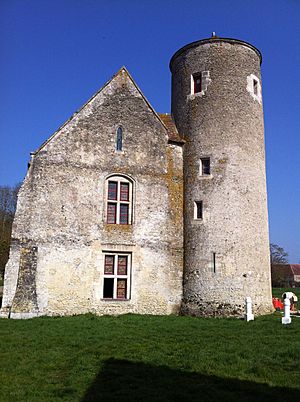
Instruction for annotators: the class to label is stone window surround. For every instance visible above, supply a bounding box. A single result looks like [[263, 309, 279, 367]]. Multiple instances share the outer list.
[[247, 73, 262, 104], [104, 174, 134, 225], [188, 71, 211, 99], [199, 157, 211, 177], [116, 126, 123, 151], [101, 251, 132, 300]]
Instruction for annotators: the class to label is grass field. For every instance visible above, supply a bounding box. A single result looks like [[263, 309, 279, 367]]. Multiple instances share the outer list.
[[0, 313, 299, 401]]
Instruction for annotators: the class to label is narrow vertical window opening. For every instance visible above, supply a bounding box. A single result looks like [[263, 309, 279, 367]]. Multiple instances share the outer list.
[[116, 127, 123, 151], [253, 79, 258, 96], [194, 201, 203, 220], [200, 158, 210, 175], [213, 252, 216, 273]]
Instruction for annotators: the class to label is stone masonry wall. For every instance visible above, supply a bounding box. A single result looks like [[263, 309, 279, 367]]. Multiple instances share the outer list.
[[170, 39, 273, 316], [1, 68, 183, 318]]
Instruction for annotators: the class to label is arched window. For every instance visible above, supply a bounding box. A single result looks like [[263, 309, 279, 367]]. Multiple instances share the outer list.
[[106, 175, 133, 224], [116, 127, 123, 151]]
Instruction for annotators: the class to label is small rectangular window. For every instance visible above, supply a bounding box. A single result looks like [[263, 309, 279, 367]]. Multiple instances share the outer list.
[[107, 203, 117, 224], [193, 73, 202, 94], [200, 158, 210, 175], [108, 181, 118, 200], [195, 201, 203, 220]]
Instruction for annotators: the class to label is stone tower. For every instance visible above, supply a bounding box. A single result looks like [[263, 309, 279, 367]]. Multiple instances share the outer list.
[[170, 36, 273, 316]]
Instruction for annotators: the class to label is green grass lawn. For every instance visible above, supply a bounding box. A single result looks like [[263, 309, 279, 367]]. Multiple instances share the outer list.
[[0, 313, 299, 401]]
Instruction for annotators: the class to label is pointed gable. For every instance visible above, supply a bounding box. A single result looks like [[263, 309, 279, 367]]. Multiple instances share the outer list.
[[33, 67, 175, 156]]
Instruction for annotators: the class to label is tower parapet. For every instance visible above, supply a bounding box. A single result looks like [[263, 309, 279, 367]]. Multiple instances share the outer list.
[[170, 36, 273, 316]]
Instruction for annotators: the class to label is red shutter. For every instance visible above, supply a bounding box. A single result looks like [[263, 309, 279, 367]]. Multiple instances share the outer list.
[[104, 255, 114, 274], [107, 203, 117, 224], [117, 279, 127, 299], [120, 183, 129, 201], [108, 181, 118, 200], [117, 256, 127, 275], [120, 204, 129, 224]]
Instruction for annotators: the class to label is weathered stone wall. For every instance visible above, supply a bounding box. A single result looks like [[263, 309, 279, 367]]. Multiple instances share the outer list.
[[1, 69, 183, 317], [170, 39, 273, 316]]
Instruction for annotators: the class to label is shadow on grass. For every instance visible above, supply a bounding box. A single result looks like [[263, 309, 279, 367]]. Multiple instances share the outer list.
[[82, 358, 300, 402]]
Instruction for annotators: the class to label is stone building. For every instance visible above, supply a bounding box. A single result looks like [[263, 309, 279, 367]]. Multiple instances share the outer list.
[[271, 264, 300, 287], [0, 35, 273, 319]]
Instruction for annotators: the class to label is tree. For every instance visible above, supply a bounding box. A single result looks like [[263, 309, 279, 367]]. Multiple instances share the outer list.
[[0, 183, 21, 279], [270, 243, 289, 264]]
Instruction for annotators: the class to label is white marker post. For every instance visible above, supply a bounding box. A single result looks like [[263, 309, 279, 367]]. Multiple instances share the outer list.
[[282, 298, 292, 325], [245, 297, 254, 322]]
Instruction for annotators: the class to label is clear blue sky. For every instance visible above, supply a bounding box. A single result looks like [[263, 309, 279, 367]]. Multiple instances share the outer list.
[[0, 0, 299, 262]]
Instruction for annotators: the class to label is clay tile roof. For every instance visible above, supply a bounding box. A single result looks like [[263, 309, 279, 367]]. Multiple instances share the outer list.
[[159, 113, 185, 144], [290, 265, 300, 275]]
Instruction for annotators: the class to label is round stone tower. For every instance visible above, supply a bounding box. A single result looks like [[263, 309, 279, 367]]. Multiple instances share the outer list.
[[170, 35, 273, 317]]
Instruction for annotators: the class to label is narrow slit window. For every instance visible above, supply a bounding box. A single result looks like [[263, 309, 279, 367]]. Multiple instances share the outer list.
[[194, 201, 203, 220], [116, 127, 123, 151], [253, 79, 258, 95], [213, 252, 216, 273]]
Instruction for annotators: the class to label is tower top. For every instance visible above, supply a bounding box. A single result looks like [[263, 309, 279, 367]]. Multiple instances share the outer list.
[[169, 36, 262, 71]]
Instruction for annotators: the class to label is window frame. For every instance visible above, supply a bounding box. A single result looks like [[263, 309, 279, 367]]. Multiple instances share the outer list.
[[191, 73, 202, 95], [105, 175, 133, 225], [200, 157, 211, 176], [102, 252, 131, 300]]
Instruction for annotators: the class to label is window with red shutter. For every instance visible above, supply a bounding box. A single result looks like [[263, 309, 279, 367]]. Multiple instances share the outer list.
[[106, 176, 132, 224], [102, 252, 131, 300], [104, 255, 114, 274], [107, 203, 117, 224], [120, 204, 129, 224], [117, 279, 127, 299], [120, 183, 129, 201], [108, 181, 118, 200], [117, 256, 127, 275]]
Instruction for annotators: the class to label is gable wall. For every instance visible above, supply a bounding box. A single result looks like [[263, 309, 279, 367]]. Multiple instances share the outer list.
[[2, 70, 183, 317]]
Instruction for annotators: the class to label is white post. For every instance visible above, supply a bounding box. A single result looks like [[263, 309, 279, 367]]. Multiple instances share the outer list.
[[282, 298, 292, 325], [245, 297, 254, 321]]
